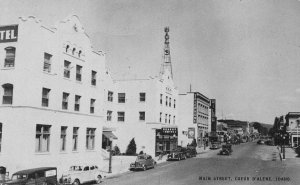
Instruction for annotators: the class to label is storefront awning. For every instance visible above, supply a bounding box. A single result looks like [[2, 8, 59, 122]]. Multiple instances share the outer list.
[[103, 131, 118, 140]]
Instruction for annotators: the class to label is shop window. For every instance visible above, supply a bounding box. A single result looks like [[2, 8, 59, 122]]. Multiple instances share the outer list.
[[73, 127, 79, 151], [91, 71, 97, 86], [64, 60, 71, 78], [60, 126, 67, 151], [62, 92, 69, 110], [43, 53, 52, 73], [86, 128, 96, 150], [108, 91, 113, 102], [107, 111, 112, 121], [42, 88, 50, 107], [74, 95, 81, 111], [139, 112, 145, 121], [2, 83, 13, 104], [35, 124, 51, 152], [118, 93, 125, 103], [4, 47, 15, 67], [118, 112, 125, 122], [90, 99, 95, 114]]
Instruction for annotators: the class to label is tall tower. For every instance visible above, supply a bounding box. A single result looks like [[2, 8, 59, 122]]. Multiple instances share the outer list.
[[160, 27, 173, 79]]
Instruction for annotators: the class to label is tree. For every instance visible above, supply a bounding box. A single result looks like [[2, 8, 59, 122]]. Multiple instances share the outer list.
[[190, 138, 197, 147], [126, 138, 137, 155], [113, 145, 120, 156]]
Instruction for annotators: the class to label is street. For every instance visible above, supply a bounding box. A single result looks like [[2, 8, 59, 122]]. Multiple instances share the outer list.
[[101, 142, 300, 185]]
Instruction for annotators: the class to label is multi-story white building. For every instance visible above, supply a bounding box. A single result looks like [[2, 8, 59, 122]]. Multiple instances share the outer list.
[[104, 69, 178, 157], [178, 92, 210, 147], [0, 15, 107, 175]]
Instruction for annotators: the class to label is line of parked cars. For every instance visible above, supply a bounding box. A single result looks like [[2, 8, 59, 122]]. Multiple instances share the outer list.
[[167, 146, 197, 161], [0, 164, 105, 185]]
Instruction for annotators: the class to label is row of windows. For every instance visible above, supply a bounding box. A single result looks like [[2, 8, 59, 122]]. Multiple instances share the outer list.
[[160, 94, 176, 108], [159, 112, 175, 124], [106, 111, 145, 122], [65, 44, 83, 58], [107, 92, 146, 103], [198, 114, 209, 120], [197, 103, 209, 110], [42, 88, 96, 113]]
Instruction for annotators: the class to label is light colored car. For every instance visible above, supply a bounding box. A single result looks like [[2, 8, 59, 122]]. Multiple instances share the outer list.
[[60, 165, 104, 185]]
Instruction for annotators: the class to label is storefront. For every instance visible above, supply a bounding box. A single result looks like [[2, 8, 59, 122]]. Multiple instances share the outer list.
[[155, 127, 178, 156]]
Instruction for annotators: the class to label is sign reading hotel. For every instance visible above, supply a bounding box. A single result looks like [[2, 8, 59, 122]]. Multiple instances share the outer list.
[[0, 25, 18, 43]]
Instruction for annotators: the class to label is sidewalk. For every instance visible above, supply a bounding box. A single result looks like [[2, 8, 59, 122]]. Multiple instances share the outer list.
[[277, 146, 299, 161]]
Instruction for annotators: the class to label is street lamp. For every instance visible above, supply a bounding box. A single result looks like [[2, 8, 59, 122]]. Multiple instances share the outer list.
[[282, 135, 286, 160]]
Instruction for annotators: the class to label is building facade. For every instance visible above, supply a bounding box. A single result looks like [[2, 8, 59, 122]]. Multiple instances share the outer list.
[[0, 15, 107, 175], [285, 112, 300, 147], [178, 92, 210, 147]]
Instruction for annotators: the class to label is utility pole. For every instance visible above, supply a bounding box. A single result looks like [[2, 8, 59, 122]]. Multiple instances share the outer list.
[[108, 140, 113, 173]]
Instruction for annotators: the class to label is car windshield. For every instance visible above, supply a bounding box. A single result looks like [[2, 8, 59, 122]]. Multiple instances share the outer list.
[[69, 166, 82, 171], [137, 155, 145, 160], [12, 174, 27, 181]]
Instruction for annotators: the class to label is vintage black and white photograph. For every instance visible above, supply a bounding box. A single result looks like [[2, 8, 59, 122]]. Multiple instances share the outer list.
[[0, 0, 300, 185]]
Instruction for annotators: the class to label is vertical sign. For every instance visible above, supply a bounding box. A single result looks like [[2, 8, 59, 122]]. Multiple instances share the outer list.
[[193, 93, 197, 123], [0, 25, 18, 43], [188, 127, 195, 139], [210, 99, 217, 132]]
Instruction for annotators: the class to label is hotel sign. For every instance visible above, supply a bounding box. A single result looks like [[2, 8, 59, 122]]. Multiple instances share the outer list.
[[193, 93, 197, 123], [0, 25, 18, 43]]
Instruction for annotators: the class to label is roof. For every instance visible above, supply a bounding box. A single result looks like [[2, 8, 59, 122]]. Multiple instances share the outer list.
[[13, 167, 56, 175]]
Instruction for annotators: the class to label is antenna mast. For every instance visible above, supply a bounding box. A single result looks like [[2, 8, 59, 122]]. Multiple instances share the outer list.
[[160, 27, 173, 79]]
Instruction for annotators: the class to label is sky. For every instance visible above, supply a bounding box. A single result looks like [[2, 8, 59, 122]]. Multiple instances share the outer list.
[[1, 0, 300, 124]]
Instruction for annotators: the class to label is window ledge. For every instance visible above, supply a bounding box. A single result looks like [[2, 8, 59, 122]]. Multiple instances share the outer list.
[[85, 149, 96, 152], [1, 67, 15, 70], [35, 152, 51, 155], [59, 151, 68, 154], [76, 81, 83, 84], [43, 71, 57, 76], [63, 77, 71, 81]]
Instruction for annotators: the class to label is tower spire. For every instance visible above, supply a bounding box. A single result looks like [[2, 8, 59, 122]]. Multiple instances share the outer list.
[[160, 27, 173, 79]]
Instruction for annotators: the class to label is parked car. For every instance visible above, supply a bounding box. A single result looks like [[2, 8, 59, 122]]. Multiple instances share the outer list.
[[60, 165, 104, 185], [210, 142, 221, 150], [257, 140, 265, 145], [219, 144, 233, 155], [3, 167, 57, 185], [167, 147, 186, 161], [186, 146, 197, 158], [0, 166, 9, 185], [129, 154, 156, 171]]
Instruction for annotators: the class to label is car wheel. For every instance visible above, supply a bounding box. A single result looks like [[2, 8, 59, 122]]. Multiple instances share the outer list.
[[96, 175, 102, 184], [73, 179, 80, 185], [143, 165, 147, 171]]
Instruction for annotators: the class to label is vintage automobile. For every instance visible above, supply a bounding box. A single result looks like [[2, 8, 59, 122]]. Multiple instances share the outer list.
[[210, 142, 221, 150], [257, 140, 265, 145], [219, 144, 233, 155], [167, 147, 186, 161], [60, 165, 104, 185], [0, 166, 10, 185], [3, 167, 57, 185], [185, 146, 197, 158], [129, 154, 156, 171]]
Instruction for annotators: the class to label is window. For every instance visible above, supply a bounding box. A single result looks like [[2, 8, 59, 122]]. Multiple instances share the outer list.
[[72, 48, 76, 55], [4, 47, 15, 67], [65, 45, 69, 53], [118, 112, 125, 122], [108, 91, 113, 102], [72, 127, 79, 151], [169, 97, 171, 107], [91, 71, 97, 86], [169, 115, 171, 124], [2, 84, 13, 104], [139, 112, 145, 121], [107, 111, 112, 121], [43, 53, 52, 73], [139, 93, 146, 102], [60, 126, 67, 151], [165, 96, 168, 106], [165, 114, 167, 123], [42, 88, 50, 107], [173, 116, 175, 124], [76, 65, 82, 81], [174, 99, 176, 108], [78, 50, 82, 57], [86, 128, 96, 150], [90, 99, 95, 114], [64, 60, 71, 78], [159, 112, 162, 122], [74, 95, 81, 111], [35, 124, 51, 152], [0, 123, 2, 152], [160, 94, 163, 104], [118, 93, 125, 103], [62, 92, 69, 110]]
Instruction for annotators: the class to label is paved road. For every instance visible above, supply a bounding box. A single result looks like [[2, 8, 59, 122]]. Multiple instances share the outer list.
[[100, 142, 300, 185]]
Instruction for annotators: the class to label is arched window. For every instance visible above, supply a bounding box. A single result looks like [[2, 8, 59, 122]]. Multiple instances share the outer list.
[[78, 50, 82, 57], [65, 45, 69, 53], [4, 47, 16, 67], [72, 48, 76, 55], [2, 83, 13, 104]]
